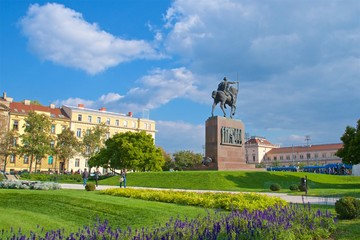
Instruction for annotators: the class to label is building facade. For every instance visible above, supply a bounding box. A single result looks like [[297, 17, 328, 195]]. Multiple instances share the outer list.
[[245, 136, 343, 167], [0, 93, 156, 174], [61, 104, 156, 173]]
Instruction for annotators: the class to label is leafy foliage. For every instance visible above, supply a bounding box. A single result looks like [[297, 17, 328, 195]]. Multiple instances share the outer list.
[[0, 129, 18, 172], [172, 150, 203, 170], [335, 196, 360, 220], [90, 131, 164, 171], [85, 182, 96, 191], [55, 128, 80, 172], [336, 119, 360, 164], [19, 112, 53, 172], [289, 184, 299, 191], [270, 183, 281, 191]]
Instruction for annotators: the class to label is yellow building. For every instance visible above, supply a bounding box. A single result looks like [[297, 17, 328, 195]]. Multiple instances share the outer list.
[[61, 104, 156, 173], [4, 96, 71, 173], [1, 93, 157, 174]]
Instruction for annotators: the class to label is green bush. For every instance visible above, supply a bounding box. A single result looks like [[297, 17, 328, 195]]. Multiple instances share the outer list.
[[85, 182, 96, 191], [289, 184, 299, 191], [269, 183, 281, 191], [335, 196, 360, 219]]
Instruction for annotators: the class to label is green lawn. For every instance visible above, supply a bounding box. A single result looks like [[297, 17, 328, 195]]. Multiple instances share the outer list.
[[0, 189, 211, 236], [96, 171, 360, 197]]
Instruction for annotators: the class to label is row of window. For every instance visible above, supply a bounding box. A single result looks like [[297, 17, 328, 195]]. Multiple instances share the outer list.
[[9, 155, 54, 165], [77, 114, 142, 128], [267, 152, 337, 161]]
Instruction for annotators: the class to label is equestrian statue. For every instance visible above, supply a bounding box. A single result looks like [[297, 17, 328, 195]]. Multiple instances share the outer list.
[[211, 77, 239, 118]]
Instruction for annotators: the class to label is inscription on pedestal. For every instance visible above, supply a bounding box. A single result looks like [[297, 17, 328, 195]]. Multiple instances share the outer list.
[[221, 126, 242, 146]]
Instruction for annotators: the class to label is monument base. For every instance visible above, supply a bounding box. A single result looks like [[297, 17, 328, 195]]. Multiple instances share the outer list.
[[205, 116, 253, 170]]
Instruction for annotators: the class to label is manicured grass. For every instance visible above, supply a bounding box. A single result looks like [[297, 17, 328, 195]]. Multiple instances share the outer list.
[[96, 171, 360, 197], [0, 189, 212, 236]]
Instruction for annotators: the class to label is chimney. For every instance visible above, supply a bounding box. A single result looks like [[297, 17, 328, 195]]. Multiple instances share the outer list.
[[78, 103, 84, 109], [50, 104, 55, 109], [99, 107, 106, 112], [128, 112, 133, 117], [24, 100, 31, 105]]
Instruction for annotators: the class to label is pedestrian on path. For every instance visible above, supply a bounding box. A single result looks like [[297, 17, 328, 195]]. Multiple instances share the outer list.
[[119, 169, 127, 188], [82, 168, 89, 186], [94, 168, 100, 187]]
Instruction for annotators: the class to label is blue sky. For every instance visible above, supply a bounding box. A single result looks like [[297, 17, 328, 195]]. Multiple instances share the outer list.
[[1, 0, 359, 154]]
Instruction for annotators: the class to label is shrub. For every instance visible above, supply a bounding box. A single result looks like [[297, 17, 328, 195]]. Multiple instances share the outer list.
[[270, 183, 281, 191], [335, 196, 360, 219], [85, 182, 96, 191], [289, 184, 299, 191]]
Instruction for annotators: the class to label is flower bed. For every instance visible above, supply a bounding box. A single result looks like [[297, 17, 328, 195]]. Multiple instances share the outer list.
[[0, 179, 61, 190], [2, 203, 336, 239]]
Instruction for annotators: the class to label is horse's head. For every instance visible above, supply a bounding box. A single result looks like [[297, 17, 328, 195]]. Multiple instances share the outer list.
[[212, 90, 217, 99]]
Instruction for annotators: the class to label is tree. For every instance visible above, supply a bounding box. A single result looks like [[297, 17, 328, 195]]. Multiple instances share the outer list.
[[55, 128, 80, 173], [81, 124, 108, 172], [336, 119, 360, 165], [0, 129, 18, 172], [19, 112, 53, 172], [160, 147, 173, 171], [90, 131, 164, 171], [172, 150, 203, 170]]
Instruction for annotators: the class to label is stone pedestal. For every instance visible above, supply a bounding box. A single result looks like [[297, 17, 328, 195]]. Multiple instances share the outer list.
[[205, 116, 250, 170]]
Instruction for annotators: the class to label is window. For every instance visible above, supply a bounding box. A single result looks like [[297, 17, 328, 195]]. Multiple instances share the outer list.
[[36, 156, 41, 164], [148, 124, 152, 130], [123, 120, 128, 127], [314, 153, 318, 159], [51, 125, 55, 133], [24, 155, 29, 164], [62, 125, 66, 131], [280, 156, 283, 160], [50, 141, 55, 148], [75, 159, 80, 167], [97, 117, 101, 123], [300, 155, 304, 159], [132, 121, 136, 128], [13, 120, 19, 130], [286, 155, 290, 160], [115, 119, 119, 126], [106, 118, 110, 125], [12, 138, 17, 146], [78, 114, 82, 121], [48, 156, 53, 164], [306, 153, 311, 159], [88, 116, 92, 122], [86, 129, 90, 135], [252, 155, 256, 162], [144, 123, 147, 129], [10, 155, 15, 163], [76, 128, 82, 137], [322, 153, 327, 158], [273, 156, 277, 160], [106, 132, 110, 140]]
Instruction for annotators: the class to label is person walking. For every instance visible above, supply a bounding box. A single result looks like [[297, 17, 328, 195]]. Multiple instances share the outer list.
[[94, 168, 100, 187], [82, 168, 89, 187], [119, 169, 127, 188]]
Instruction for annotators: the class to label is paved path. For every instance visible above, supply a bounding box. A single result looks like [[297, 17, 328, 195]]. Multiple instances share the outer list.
[[60, 183, 338, 205]]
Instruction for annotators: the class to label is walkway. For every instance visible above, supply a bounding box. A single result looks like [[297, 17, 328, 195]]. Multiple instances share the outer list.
[[60, 184, 338, 205]]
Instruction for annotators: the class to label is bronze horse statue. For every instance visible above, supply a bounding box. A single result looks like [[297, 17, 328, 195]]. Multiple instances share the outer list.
[[211, 86, 238, 118]]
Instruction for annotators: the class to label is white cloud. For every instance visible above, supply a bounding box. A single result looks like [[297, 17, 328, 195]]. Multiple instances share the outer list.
[[20, 3, 160, 74], [99, 93, 123, 104], [156, 120, 205, 153]]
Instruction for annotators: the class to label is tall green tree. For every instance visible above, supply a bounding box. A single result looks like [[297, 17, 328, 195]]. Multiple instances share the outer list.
[[81, 124, 108, 172], [160, 147, 174, 171], [172, 150, 203, 170], [0, 129, 18, 172], [336, 119, 360, 165], [55, 128, 80, 173], [19, 112, 53, 172], [90, 131, 164, 171]]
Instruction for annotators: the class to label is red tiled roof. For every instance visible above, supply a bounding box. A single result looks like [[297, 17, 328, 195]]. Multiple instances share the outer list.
[[245, 137, 275, 146], [268, 143, 343, 154], [9, 102, 70, 120]]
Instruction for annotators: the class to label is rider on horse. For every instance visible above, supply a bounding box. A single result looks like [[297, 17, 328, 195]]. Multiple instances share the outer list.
[[217, 77, 238, 106]]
